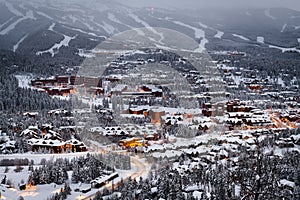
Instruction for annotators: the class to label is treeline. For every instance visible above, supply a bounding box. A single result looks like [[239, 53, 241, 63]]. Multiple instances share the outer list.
[[28, 153, 130, 186]]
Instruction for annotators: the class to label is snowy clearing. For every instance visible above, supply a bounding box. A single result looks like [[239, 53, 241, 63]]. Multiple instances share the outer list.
[[15, 74, 32, 89], [257, 36, 264, 44]]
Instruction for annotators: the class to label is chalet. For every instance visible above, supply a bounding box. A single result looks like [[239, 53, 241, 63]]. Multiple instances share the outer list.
[[23, 112, 38, 118], [20, 128, 40, 139], [28, 137, 87, 153], [46, 87, 72, 96], [91, 172, 119, 188], [31, 77, 56, 87]]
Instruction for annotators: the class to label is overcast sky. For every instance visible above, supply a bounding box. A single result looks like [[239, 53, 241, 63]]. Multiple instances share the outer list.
[[115, 0, 300, 11]]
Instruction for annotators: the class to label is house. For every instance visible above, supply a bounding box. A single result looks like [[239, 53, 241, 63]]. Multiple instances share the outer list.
[[91, 172, 119, 188]]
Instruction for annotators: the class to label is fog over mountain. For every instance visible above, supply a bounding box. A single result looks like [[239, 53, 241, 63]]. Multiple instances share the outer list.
[[0, 0, 299, 59], [116, 0, 300, 11]]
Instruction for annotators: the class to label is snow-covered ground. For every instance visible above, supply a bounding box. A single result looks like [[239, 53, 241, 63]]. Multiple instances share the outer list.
[[281, 23, 287, 32], [15, 75, 32, 89], [36, 34, 76, 57], [214, 30, 224, 39], [257, 36, 264, 44], [107, 13, 121, 24], [269, 44, 300, 54], [13, 34, 28, 52], [48, 23, 56, 31], [172, 20, 208, 52], [0, 17, 14, 30], [100, 21, 116, 35], [232, 33, 250, 41]]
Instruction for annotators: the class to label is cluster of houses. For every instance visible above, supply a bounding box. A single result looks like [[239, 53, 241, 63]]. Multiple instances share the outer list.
[[21, 125, 87, 153]]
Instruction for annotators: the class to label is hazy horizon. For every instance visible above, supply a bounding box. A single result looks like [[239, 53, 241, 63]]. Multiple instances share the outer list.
[[115, 0, 300, 11]]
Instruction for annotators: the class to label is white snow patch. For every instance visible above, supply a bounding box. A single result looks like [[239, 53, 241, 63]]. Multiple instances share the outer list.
[[232, 33, 250, 41], [15, 75, 32, 89], [13, 34, 28, 52], [36, 35, 76, 57], [264, 9, 276, 20], [257, 36, 264, 44], [48, 22, 55, 31], [269, 44, 300, 54], [128, 12, 164, 42], [277, 77, 285, 87], [214, 30, 224, 39], [281, 23, 287, 32], [279, 179, 295, 188], [297, 38, 300, 44]]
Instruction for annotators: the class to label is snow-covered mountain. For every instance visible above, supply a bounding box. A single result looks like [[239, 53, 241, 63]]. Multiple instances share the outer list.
[[0, 0, 300, 57]]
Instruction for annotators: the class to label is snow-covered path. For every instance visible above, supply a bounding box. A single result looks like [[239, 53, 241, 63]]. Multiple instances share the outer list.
[[172, 20, 208, 52], [13, 34, 28, 52], [232, 33, 250, 41]]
